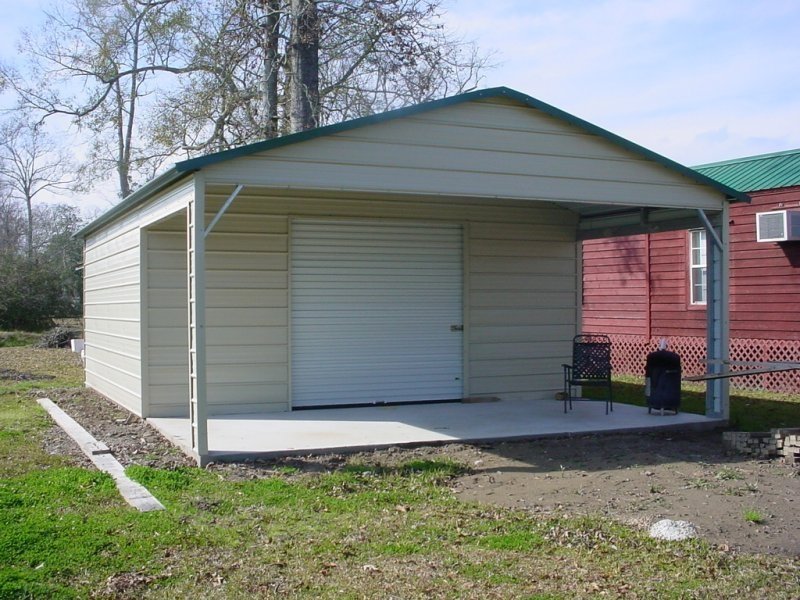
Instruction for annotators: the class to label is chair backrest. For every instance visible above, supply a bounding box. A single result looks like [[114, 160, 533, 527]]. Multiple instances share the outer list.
[[572, 334, 612, 380]]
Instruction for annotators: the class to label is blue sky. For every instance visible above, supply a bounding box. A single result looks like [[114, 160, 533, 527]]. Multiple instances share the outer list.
[[1, 0, 799, 211]]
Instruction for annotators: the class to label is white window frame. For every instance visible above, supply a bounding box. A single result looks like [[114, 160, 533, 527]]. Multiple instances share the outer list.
[[689, 229, 707, 305]]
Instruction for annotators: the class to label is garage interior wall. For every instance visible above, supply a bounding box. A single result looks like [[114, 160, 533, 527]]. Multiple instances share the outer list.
[[144, 212, 189, 417], [167, 187, 581, 413]]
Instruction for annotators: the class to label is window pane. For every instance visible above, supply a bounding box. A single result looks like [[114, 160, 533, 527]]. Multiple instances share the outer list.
[[701, 267, 707, 301], [691, 248, 702, 266], [691, 266, 707, 304], [688, 229, 708, 304], [690, 229, 705, 250]]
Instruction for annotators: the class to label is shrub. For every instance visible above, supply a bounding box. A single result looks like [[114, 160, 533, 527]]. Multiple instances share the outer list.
[[35, 326, 82, 349]]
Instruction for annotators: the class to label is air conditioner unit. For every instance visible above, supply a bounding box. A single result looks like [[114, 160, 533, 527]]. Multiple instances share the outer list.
[[756, 210, 800, 242]]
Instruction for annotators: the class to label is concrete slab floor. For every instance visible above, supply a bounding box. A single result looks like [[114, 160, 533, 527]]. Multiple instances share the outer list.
[[148, 398, 725, 462]]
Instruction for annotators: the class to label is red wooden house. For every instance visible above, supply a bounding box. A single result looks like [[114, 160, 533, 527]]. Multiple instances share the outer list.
[[582, 148, 800, 392]]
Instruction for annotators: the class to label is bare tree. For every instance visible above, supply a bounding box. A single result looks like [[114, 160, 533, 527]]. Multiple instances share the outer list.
[[149, 0, 490, 155], [2, 0, 191, 198], [0, 118, 75, 259], [316, 0, 491, 122]]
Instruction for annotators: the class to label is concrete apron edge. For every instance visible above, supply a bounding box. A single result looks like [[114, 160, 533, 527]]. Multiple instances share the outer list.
[[191, 417, 728, 464], [37, 398, 165, 512]]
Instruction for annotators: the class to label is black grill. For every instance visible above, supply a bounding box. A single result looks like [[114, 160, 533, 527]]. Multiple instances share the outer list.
[[645, 349, 681, 414]]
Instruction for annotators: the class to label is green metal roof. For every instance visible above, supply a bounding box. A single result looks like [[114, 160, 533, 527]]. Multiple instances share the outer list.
[[75, 86, 748, 239], [694, 148, 800, 193]]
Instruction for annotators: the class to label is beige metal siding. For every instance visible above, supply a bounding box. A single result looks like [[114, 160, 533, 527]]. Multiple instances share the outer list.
[[83, 180, 193, 415], [83, 226, 142, 413], [145, 216, 189, 417], [199, 188, 578, 409], [468, 222, 578, 400], [141, 207, 289, 417], [203, 97, 725, 210], [204, 209, 289, 414]]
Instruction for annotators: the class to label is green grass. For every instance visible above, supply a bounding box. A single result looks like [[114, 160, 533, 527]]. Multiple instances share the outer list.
[[716, 467, 744, 481], [4, 461, 796, 598], [0, 332, 39, 348], [743, 509, 766, 525], [585, 376, 800, 431], [1, 347, 799, 598]]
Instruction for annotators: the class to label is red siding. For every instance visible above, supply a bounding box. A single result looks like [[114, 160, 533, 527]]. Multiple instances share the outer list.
[[648, 229, 706, 338], [581, 185, 800, 341], [728, 186, 800, 340], [582, 235, 648, 336]]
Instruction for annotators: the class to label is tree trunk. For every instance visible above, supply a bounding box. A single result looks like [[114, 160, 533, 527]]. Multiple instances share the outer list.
[[289, 0, 319, 133], [24, 195, 33, 260], [114, 82, 132, 198], [261, 0, 281, 139]]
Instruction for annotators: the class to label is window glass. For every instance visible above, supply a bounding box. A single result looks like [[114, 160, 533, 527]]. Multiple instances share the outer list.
[[689, 229, 707, 305]]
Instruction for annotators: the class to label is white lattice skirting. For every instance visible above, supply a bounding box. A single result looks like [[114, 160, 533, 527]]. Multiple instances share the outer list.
[[607, 335, 800, 394]]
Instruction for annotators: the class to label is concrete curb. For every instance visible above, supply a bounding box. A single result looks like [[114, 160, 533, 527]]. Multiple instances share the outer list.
[[37, 398, 165, 512]]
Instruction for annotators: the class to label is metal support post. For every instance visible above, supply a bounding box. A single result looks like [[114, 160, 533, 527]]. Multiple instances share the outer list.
[[702, 207, 730, 419], [187, 174, 209, 464]]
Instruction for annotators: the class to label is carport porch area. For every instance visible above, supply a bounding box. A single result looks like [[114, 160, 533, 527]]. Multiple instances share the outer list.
[[73, 88, 751, 467], [149, 398, 723, 461]]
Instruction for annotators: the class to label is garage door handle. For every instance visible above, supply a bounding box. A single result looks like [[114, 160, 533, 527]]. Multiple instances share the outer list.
[[450, 324, 463, 332]]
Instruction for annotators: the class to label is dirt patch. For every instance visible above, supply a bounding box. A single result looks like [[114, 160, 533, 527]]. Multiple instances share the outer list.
[[1, 368, 54, 381], [36, 388, 193, 469], [447, 433, 800, 558], [37, 388, 799, 556]]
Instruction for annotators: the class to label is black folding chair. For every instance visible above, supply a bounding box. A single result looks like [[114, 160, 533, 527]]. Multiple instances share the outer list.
[[562, 334, 613, 414]]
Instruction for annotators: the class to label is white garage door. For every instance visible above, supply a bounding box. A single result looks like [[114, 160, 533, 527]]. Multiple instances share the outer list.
[[291, 220, 463, 408]]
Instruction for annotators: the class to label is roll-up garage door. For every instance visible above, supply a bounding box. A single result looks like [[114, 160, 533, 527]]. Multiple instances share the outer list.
[[291, 220, 463, 408]]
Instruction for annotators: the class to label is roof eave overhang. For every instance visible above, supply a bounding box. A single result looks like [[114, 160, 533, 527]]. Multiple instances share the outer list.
[[73, 168, 194, 239]]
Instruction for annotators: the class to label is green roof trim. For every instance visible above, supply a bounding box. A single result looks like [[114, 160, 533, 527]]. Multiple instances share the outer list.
[[693, 147, 800, 192], [75, 86, 749, 239], [73, 168, 193, 239]]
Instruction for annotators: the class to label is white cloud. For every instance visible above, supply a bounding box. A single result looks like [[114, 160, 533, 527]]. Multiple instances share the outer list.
[[442, 0, 800, 164]]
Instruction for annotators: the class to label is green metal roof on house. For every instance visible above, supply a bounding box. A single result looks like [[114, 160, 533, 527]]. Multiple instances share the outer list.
[[75, 86, 748, 239], [694, 148, 800, 193]]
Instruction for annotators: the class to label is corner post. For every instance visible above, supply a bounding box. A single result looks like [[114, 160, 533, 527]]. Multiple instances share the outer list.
[[702, 206, 730, 419], [188, 174, 209, 464]]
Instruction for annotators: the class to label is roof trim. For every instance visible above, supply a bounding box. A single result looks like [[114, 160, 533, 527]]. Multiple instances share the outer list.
[[75, 86, 750, 239], [73, 168, 192, 239]]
